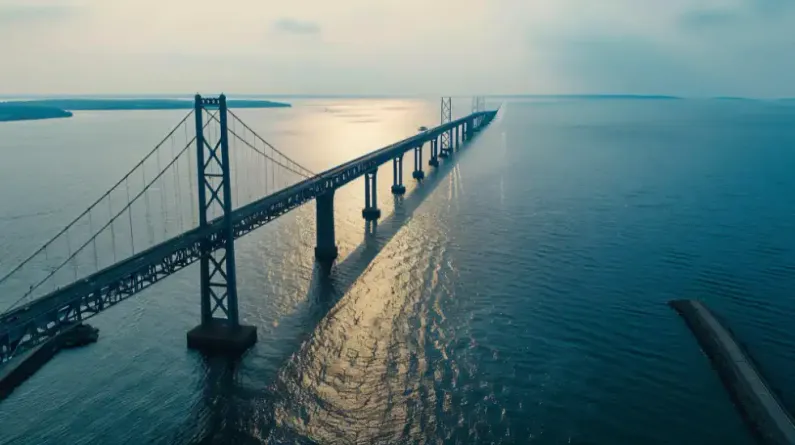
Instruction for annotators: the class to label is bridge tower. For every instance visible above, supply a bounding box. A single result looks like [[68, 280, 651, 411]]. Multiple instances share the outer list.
[[186, 94, 257, 354], [467, 96, 481, 140], [472, 96, 486, 130], [439, 97, 452, 158]]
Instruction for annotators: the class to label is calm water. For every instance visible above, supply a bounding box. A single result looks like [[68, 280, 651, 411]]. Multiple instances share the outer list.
[[0, 98, 794, 444]]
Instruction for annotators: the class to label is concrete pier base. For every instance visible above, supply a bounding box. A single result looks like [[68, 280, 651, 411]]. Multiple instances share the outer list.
[[187, 319, 257, 355], [314, 245, 339, 262], [362, 208, 381, 221], [412, 171, 425, 180], [428, 158, 439, 167], [391, 184, 406, 195]]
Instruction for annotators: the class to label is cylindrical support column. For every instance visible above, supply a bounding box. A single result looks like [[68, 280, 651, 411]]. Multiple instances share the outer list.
[[315, 191, 338, 262], [412, 144, 425, 179], [391, 156, 405, 195], [371, 170, 377, 205], [362, 171, 381, 220], [429, 138, 439, 166], [364, 171, 371, 208]]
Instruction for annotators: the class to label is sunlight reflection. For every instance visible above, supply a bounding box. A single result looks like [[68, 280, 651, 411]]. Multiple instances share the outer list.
[[268, 198, 454, 443]]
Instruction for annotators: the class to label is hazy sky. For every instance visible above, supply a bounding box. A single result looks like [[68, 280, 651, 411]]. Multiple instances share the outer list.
[[1, 0, 794, 97]]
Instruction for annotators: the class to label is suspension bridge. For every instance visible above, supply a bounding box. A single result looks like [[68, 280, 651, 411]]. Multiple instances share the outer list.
[[0, 95, 497, 363]]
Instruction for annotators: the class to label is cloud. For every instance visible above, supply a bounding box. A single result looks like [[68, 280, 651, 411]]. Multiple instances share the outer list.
[[0, 3, 79, 24], [271, 18, 321, 35], [678, 8, 738, 30], [751, 0, 794, 16], [538, 36, 714, 96], [0, 0, 794, 96], [677, 0, 795, 31]]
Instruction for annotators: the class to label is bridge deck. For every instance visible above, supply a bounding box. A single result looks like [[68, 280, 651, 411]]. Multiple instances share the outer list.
[[0, 110, 497, 363]]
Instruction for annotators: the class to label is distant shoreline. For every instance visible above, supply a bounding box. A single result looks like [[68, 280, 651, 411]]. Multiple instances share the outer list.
[[0, 104, 73, 122], [0, 98, 291, 122]]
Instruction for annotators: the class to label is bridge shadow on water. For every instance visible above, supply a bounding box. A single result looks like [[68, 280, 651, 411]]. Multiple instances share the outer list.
[[172, 137, 482, 445]]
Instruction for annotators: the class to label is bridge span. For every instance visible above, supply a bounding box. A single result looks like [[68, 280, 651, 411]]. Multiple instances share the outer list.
[[0, 95, 497, 364]]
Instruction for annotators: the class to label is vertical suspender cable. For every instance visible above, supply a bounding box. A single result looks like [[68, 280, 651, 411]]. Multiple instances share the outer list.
[[143, 162, 154, 246], [126, 177, 135, 255], [108, 195, 117, 262], [157, 143, 168, 238], [89, 209, 99, 272], [172, 132, 184, 232]]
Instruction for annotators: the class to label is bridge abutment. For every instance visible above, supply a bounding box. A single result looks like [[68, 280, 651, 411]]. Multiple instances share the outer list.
[[315, 191, 339, 262], [362, 170, 381, 220]]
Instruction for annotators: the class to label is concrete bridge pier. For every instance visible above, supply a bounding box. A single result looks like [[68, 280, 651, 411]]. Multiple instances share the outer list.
[[314, 191, 338, 263], [362, 170, 381, 220], [429, 138, 439, 167], [465, 120, 473, 140], [391, 155, 406, 195], [412, 144, 425, 179]]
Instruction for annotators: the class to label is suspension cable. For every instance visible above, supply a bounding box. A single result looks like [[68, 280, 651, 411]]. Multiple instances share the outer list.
[[0, 111, 194, 289], [204, 111, 312, 180], [227, 109, 316, 177], [2, 112, 218, 312], [2, 138, 196, 312]]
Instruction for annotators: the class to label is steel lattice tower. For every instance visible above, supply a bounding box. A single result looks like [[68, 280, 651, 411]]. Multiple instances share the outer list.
[[440, 97, 452, 152]]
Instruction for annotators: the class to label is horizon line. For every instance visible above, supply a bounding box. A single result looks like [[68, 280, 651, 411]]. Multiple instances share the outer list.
[[1, 93, 793, 101]]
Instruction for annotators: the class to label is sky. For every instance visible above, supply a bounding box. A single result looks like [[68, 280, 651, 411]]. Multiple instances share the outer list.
[[1, 0, 794, 97]]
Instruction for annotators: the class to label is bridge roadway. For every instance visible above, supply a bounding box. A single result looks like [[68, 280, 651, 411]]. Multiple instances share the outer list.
[[0, 110, 497, 364]]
